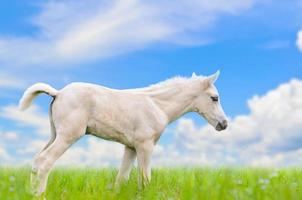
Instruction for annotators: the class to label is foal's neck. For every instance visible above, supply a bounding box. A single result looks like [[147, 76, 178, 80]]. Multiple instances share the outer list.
[[150, 81, 200, 123]]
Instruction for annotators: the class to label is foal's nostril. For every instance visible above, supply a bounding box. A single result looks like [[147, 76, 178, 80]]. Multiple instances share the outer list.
[[216, 120, 228, 131], [222, 120, 228, 129]]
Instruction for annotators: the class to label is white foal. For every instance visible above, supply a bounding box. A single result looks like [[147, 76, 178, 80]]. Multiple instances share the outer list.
[[19, 71, 228, 196]]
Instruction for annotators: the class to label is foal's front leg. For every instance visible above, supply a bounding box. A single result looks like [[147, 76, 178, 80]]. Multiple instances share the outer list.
[[136, 141, 154, 188], [115, 146, 136, 187]]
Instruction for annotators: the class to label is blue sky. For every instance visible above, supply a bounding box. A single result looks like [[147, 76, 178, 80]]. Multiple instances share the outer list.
[[0, 0, 302, 167]]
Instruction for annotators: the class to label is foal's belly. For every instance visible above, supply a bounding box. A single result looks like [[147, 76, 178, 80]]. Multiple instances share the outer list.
[[86, 120, 134, 147]]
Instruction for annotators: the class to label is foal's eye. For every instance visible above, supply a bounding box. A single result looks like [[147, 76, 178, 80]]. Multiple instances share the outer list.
[[211, 96, 219, 102]]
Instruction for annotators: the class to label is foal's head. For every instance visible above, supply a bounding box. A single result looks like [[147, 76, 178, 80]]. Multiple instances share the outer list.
[[191, 71, 228, 131]]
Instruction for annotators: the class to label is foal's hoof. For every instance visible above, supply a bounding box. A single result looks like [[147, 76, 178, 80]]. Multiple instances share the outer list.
[[106, 183, 114, 190], [32, 191, 46, 200], [114, 177, 129, 189], [30, 183, 45, 199]]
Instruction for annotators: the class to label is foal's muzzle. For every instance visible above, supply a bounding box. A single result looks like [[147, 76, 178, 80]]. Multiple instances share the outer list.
[[215, 120, 228, 131]]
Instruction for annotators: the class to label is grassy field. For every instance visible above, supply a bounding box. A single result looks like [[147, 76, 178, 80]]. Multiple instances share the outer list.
[[0, 167, 301, 200]]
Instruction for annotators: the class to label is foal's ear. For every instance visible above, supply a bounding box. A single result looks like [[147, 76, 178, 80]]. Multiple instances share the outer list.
[[203, 70, 220, 88], [192, 72, 198, 78], [208, 70, 220, 83]]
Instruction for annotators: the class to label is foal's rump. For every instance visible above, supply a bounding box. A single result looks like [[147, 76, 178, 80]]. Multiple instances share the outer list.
[[19, 82, 99, 113], [19, 82, 92, 139]]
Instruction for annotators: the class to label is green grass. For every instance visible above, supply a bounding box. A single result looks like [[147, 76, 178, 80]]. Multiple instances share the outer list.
[[0, 167, 301, 200]]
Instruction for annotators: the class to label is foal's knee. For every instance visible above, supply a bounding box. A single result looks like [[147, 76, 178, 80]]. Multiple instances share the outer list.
[[32, 156, 52, 178]]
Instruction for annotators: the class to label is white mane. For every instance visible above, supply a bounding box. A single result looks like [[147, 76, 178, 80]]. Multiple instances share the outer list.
[[125, 75, 205, 94]]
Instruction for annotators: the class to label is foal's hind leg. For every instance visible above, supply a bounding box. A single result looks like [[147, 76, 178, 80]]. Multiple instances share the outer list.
[[31, 121, 86, 196], [30, 122, 56, 194], [31, 136, 72, 195]]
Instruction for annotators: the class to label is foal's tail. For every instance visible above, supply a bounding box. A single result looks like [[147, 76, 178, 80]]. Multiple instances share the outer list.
[[19, 83, 58, 111]]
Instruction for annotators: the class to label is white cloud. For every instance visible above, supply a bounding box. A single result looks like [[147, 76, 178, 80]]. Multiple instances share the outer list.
[[0, 131, 19, 141], [297, 30, 302, 52], [0, 146, 9, 159], [152, 79, 302, 167], [0, 104, 49, 136], [260, 40, 290, 50], [0, 0, 259, 67], [58, 137, 123, 167], [0, 139, 12, 163], [0, 78, 24, 90], [0, 71, 25, 90], [17, 139, 46, 155]]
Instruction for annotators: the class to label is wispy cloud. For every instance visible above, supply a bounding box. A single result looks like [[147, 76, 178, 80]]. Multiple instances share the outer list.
[[58, 137, 123, 166], [0, 104, 49, 136], [0, 131, 19, 141], [0, 72, 25, 90], [260, 40, 290, 50], [0, 0, 259, 67], [0, 145, 10, 161]]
